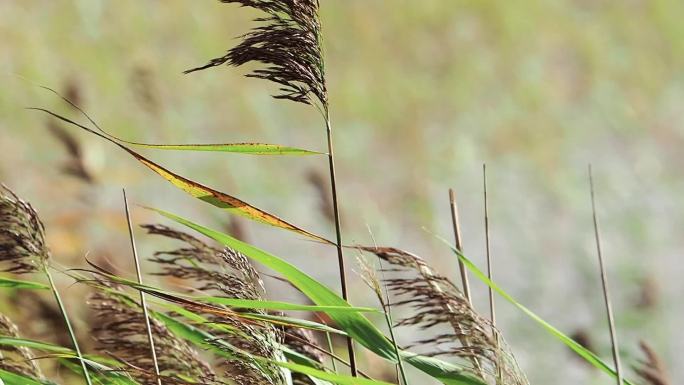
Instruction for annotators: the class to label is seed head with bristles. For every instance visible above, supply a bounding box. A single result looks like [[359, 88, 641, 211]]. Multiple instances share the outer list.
[[360, 246, 529, 385], [143, 224, 287, 385], [88, 287, 219, 385], [634, 341, 671, 385], [0, 313, 44, 379], [185, 0, 327, 106], [0, 185, 49, 274]]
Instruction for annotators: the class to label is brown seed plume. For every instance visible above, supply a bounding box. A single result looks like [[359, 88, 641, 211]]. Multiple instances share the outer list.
[[185, 0, 327, 106], [359, 246, 529, 385], [46, 119, 94, 183], [0, 185, 49, 274], [88, 287, 219, 385], [0, 313, 43, 379], [634, 341, 670, 385], [280, 325, 325, 385], [144, 224, 286, 385]]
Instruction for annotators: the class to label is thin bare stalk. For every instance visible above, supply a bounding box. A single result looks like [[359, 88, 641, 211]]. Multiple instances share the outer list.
[[378, 260, 409, 385], [588, 165, 624, 385], [283, 329, 374, 380], [323, 107, 357, 376], [44, 266, 92, 385], [447, 190, 485, 378], [483, 164, 503, 385], [449, 189, 472, 304], [324, 331, 338, 373], [482, 165, 495, 324], [123, 189, 162, 385]]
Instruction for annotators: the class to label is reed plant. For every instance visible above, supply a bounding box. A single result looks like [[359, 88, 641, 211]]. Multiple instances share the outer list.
[[0, 1, 669, 385]]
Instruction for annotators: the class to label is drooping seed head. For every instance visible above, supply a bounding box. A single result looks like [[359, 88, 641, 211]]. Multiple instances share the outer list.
[[0, 185, 49, 274], [185, 0, 327, 107]]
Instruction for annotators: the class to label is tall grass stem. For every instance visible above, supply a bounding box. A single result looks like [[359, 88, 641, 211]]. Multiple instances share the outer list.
[[123, 189, 162, 385], [323, 108, 357, 376], [44, 265, 92, 385], [588, 165, 624, 385], [449, 189, 472, 304]]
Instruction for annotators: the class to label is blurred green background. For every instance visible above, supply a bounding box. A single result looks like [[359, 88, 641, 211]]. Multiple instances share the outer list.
[[0, 0, 682, 383]]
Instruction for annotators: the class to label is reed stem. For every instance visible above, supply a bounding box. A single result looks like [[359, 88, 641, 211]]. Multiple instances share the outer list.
[[588, 165, 624, 385], [44, 265, 92, 385], [483, 165, 495, 324], [123, 189, 162, 385], [483, 164, 503, 384], [323, 107, 357, 376], [378, 260, 408, 385], [449, 189, 472, 303]]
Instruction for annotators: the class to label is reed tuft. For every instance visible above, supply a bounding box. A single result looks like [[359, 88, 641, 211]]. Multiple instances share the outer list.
[[144, 224, 287, 385], [634, 341, 670, 385], [88, 286, 219, 385], [0, 185, 49, 274], [360, 246, 529, 385], [185, 0, 326, 106], [0, 313, 44, 379]]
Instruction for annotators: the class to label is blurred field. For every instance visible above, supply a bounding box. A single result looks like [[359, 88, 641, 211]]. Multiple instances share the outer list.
[[1, 1, 683, 383]]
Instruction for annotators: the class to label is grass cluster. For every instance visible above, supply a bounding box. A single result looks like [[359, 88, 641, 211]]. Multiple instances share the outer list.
[[0, 1, 675, 385]]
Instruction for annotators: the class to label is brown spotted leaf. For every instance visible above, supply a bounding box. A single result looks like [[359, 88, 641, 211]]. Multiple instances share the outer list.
[[32, 108, 331, 244]]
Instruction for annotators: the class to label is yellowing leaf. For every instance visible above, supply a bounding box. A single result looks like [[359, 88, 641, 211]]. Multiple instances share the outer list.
[[33, 108, 331, 244]]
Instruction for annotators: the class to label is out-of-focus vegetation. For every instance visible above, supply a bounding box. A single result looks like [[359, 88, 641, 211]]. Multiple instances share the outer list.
[[0, 1, 682, 384]]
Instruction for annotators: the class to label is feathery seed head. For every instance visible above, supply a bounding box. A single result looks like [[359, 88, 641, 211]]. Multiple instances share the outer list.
[[185, 0, 327, 107], [360, 246, 529, 385], [0, 185, 49, 274]]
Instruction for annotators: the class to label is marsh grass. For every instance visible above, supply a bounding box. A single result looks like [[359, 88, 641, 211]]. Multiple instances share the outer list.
[[0, 1, 669, 385]]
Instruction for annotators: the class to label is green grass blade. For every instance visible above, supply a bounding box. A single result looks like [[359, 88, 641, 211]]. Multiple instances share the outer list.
[[0, 336, 72, 354], [0, 369, 52, 385], [150, 207, 487, 385], [191, 296, 379, 314], [0, 337, 139, 385], [121, 142, 323, 155], [0, 276, 49, 290], [435, 235, 635, 385], [239, 312, 348, 335], [155, 311, 394, 385], [43, 266, 93, 385], [89, 273, 378, 314], [33, 108, 332, 244]]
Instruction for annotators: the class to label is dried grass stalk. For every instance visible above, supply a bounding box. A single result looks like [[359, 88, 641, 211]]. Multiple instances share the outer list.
[[360, 246, 529, 385], [144, 224, 286, 385]]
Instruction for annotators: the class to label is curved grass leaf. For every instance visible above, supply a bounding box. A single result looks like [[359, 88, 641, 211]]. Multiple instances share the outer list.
[[434, 235, 635, 385], [32, 108, 332, 244], [37, 84, 321, 156], [0, 337, 139, 385], [240, 312, 347, 335], [0, 337, 71, 355], [150, 207, 486, 385], [156, 311, 394, 385], [191, 297, 378, 314], [114, 142, 322, 156], [90, 272, 377, 315], [0, 276, 49, 290], [0, 369, 51, 385]]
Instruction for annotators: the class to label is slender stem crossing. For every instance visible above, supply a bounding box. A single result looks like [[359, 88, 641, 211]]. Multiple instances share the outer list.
[[324, 108, 357, 376], [44, 266, 93, 385], [123, 189, 162, 385], [449, 189, 472, 303], [588, 165, 624, 385], [483, 165, 495, 324]]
